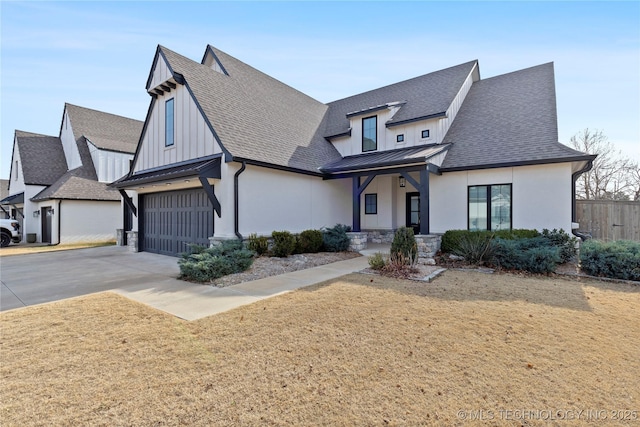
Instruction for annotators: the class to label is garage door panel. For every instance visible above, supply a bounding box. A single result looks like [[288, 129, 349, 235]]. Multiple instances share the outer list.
[[141, 189, 214, 256]]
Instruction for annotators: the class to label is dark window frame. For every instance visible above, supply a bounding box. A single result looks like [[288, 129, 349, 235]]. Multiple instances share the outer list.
[[364, 193, 378, 215], [396, 134, 404, 143], [165, 98, 175, 147], [467, 184, 512, 231], [421, 129, 430, 139], [362, 116, 377, 152]]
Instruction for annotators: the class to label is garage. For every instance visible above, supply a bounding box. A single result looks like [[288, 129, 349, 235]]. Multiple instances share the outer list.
[[140, 189, 214, 256]]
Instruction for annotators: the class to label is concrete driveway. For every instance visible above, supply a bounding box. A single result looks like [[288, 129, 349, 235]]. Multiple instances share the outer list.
[[1, 246, 182, 312], [0, 245, 372, 320]]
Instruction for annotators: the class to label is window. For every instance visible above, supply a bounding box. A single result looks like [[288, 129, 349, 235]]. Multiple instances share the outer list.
[[362, 116, 377, 152], [421, 129, 430, 139], [165, 98, 175, 147], [468, 184, 511, 231], [396, 134, 404, 143], [14, 161, 18, 181], [364, 193, 377, 214]]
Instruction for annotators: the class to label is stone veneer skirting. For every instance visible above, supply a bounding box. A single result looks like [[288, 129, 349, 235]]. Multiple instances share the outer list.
[[126, 231, 139, 252], [347, 230, 442, 260]]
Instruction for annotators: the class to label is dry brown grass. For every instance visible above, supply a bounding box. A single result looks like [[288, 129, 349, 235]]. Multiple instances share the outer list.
[[0, 241, 115, 256], [1, 271, 638, 426]]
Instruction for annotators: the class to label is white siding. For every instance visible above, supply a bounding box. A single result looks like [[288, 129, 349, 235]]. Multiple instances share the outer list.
[[19, 185, 47, 242], [60, 111, 82, 170], [148, 55, 173, 91], [134, 84, 221, 173], [88, 141, 133, 182], [8, 138, 25, 195], [430, 163, 574, 233], [229, 164, 351, 238]]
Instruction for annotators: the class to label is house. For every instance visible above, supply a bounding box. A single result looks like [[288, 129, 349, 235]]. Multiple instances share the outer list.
[[3, 104, 143, 244], [113, 44, 596, 257]]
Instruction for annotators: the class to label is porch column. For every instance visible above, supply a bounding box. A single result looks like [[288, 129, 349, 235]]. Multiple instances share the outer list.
[[419, 169, 429, 235], [352, 176, 361, 232]]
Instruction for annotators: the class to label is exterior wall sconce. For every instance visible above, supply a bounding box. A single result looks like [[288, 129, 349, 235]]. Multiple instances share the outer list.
[[33, 211, 40, 217], [399, 176, 406, 188], [47, 209, 55, 216]]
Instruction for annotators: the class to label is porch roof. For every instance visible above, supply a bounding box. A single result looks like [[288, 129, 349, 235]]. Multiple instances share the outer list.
[[111, 155, 222, 189], [319, 144, 449, 174], [0, 192, 24, 205]]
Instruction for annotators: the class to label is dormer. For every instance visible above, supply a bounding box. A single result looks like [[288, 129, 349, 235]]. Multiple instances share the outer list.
[[201, 45, 229, 75], [145, 46, 184, 98]]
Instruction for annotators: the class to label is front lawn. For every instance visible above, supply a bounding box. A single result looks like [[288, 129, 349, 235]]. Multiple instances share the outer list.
[[1, 271, 638, 425]]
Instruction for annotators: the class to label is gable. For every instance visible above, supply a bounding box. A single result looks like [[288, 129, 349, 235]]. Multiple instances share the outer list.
[[133, 82, 222, 174]]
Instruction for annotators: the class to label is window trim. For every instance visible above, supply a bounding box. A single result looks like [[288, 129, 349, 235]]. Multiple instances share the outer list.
[[467, 183, 512, 231], [165, 98, 175, 147], [362, 116, 377, 152], [396, 134, 404, 143], [364, 193, 378, 215], [421, 129, 430, 139]]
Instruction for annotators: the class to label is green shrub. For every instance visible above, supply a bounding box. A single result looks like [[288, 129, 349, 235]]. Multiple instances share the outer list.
[[246, 233, 269, 256], [178, 240, 255, 282], [322, 224, 351, 252], [296, 229, 324, 253], [493, 237, 560, 274], [368, 252, 387, 270], [541, 228, 576, 263], [271, 231, 297, 257], [441, 229, 540, 254], [390, 226, 417, 264], [580, 240, 640, 281], [451, 232, 497, 265]]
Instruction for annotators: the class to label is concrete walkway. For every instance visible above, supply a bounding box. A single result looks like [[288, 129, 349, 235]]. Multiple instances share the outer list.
[[113, 255, 371, 321]]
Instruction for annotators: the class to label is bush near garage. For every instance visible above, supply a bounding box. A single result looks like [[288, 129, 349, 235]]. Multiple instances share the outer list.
[[178, 241, 255, 282], [271, 231, 297, 258], [246, 233, 270, 256], [296, 229, 324, 254], [580, 240, 640, 281]]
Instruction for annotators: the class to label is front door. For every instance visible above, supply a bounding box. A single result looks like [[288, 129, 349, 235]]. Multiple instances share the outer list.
[[406, 192, 420, 235], [41, 207, 52, 243]]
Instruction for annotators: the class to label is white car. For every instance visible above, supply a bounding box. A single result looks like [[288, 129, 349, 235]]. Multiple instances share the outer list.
[[0, 219, 22, 247]]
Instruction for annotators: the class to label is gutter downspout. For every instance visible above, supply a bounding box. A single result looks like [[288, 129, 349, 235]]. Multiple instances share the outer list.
[[571, 160, 593, 240], [234, 161, 246, 240]]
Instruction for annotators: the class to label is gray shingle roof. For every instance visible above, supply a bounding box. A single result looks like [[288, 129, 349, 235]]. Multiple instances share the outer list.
[[440, 63, 593, 170], [64, 103, 143, 154], [322, 61, 478, 138], [32, 168, 120, 201], [320, 144, 450, 174], [157, 46, 341, 173], [15, 130, 68, 186]]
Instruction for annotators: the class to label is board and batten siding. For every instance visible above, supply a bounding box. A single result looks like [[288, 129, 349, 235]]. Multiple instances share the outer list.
[[87, 142, 133, 183], [60, 111, 82, 170], [134, 84, 221, 173], [148, 55, 173, 93]]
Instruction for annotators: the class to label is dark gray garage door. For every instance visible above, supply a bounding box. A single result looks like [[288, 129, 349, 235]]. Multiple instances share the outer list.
[[141, 189, 214, 256]]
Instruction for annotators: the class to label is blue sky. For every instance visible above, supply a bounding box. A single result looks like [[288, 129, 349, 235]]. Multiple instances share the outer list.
[[1, 1, 638, 180]]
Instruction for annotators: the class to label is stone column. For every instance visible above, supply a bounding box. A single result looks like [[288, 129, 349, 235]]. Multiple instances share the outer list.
[[126, 231, 138, 252]]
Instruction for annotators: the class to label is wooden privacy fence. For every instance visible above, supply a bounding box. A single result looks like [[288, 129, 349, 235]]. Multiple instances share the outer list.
[[575, 200, 640, 241]]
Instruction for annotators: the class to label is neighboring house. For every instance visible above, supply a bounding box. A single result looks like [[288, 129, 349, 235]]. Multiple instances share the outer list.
[[2, 104, 143, 244], [113, 44, 596, 256], [0, 179, 9, 219]]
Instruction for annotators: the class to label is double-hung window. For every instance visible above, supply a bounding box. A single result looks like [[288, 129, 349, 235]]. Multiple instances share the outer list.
[[362, 116, 377, 152], [165, 98, 175, 147], [468, 184, 511, 231]]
